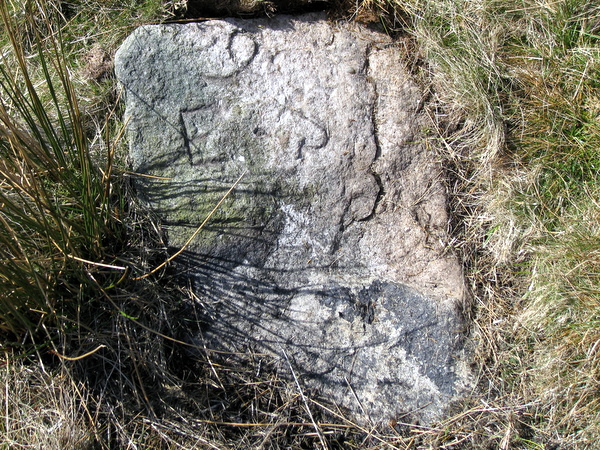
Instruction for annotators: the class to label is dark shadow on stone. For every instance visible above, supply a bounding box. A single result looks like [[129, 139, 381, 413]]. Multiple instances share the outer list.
[[176, 250, 465, 401], [184, 0, 332, 18]]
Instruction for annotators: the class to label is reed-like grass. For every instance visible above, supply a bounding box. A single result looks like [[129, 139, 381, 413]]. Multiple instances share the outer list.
[[0, 1, 127, 340]]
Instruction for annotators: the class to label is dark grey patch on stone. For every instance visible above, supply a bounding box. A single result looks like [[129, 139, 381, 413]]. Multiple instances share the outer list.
[[115, 13, 472, 425]]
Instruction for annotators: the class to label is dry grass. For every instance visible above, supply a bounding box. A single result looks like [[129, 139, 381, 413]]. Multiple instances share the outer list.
[[1, 357, 95, 448]]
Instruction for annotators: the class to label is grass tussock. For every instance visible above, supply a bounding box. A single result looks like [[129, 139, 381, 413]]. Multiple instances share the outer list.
[[0, 0, 126, 338], [1, 358, 94, 448], [1, 0, 600, 448]]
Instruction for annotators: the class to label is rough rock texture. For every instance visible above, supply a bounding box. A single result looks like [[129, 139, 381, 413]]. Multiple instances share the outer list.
[[115, 13, 471, 425]]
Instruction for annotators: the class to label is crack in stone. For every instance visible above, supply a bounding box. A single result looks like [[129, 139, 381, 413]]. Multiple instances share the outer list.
[[360, 43, 385, 222]]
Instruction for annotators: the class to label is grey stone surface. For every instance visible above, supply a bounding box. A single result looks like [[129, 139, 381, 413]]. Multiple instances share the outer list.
[[115, 13, 471, 425]]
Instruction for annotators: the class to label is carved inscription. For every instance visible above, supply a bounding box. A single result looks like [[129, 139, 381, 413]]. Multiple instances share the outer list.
[[181, 105, 328, 168]]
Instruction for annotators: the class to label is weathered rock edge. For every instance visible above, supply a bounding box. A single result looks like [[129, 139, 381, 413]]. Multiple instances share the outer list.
[[115, 13, 471, 425]]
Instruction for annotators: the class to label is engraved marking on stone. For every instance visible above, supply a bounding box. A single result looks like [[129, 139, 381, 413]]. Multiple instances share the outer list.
[[228, 30, 257, 70], [186, 27, 257, 78], [181, 107, 224, 166], [275, 109, 328, 159]]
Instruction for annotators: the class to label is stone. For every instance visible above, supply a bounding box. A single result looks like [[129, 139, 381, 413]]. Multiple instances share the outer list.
[[115, 13, 471, 425]]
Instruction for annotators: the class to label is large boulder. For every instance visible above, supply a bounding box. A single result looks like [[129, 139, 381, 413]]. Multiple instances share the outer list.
[[115, 13, 471, 425]]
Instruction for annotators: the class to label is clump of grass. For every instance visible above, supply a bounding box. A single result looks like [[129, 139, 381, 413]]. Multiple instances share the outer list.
[[0, 1, 127, 340], [1, 357, 94, 448], [487, 3, 600, 444]]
